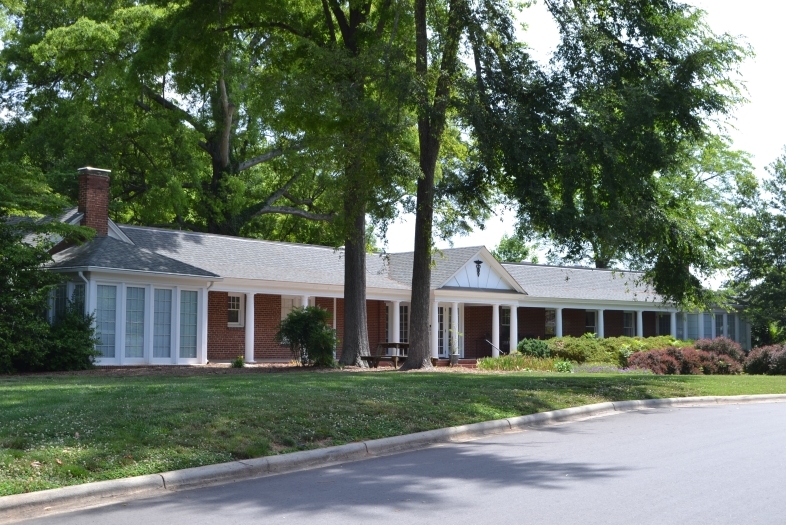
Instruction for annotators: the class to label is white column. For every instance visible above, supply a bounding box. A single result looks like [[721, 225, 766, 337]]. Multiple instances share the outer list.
[[597, 309, 605, 338], [451, 302, 460, 355], [391, 300, 400, 343], [301, 295, 309, 308], [244, 292, 255, 363], [118, 284, 127, 366], [491, 304, 500, 357], [509, 305, 518, 354], [711, 313, 717, 338], [698, 312, 705, 340], [670, 311, 677, 338], [636, 310, 643, 337], [332, 297, 337, 330], [555, 307, 563, 337], [172, 286, 180, 364], [722, 313, 728, 337], [431, 300, 439, 359], [199, 287, 209, 364]]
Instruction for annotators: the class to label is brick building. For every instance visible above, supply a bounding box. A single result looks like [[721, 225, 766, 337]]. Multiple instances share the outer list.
[[46, 168, 752, 365]]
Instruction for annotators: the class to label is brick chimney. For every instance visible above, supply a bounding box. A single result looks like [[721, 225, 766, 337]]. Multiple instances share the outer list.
[[77, 167, 111, 236]]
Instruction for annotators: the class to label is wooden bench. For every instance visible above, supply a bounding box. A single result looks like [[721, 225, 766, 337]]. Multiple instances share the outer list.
[[360, 342, 409, 368], [361, 354, 407, 368]]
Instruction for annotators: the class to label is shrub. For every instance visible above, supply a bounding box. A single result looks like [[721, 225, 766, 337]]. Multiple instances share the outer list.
[[627, 350, 681, 375], [769, 347, 786, 375], [694, 337, 744, 362], [543, 335, 691, 366], [45, 302, 100, 371], [547, 336, 602, 363], [744, 345, 786, 375], [231, 355, 244, 368], [275, 306, 337, 367], [477, 355, 558, 372], [516, 338, 550, 358], [554, 360, 573, 373]]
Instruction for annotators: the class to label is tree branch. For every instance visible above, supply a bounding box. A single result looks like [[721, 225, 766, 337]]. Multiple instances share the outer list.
[[253, 206, 335, 221], [142, 85, 208, 136], [237, 142, 305, 172], [321, 0, 337, 44]]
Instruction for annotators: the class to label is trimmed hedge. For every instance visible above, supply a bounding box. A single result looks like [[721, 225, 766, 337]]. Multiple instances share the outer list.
[[514, 335, 691, 366]]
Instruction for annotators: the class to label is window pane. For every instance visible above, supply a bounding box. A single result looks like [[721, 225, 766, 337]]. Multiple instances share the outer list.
[[658, 314, 671, 336], [728, 314, 736, 341], [545, 309, 556, 336], [72, 284, 85, 313], [438, 307, 444, 352], [623, 313, 635, 337], [585, 311, 596, 333], [228, 295, 241, 325], [400, 305, 409, 343], [154, 289, 172, 358], [53, 283, 67, 322], [125, 287, 145, 358], [676, 314, 685, 340], [96, 285, 117, 358], [686, 314, 698, 340], [180, 290, 198, 358], [703, 313, 713, 339]]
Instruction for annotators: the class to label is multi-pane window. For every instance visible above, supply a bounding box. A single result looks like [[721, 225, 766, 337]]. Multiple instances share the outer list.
[[623, 312, 635, 337], [703, 313, 713, 339], [125, 287, 145, 358], [438, 307, 444, 352], [154, 289, 172, 358], [227, 294, 243, 327], [585, 311, 596, 335], [180, 291, 198, 358], [72, 283, 85, 313], [96, 285, 117, 358], [545, 309, 556, 337], [53, 283, 67, 322], [686, 313, 699, 340], [728, 313, 736, 341], [676, 314, 685, 340], [501, 308, 511, 327], [399, 305, 409, 343], [716, 314, 724, 337]]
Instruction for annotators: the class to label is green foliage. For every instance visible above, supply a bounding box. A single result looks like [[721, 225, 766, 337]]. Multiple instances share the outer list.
[[491, 234, 539, 264], [477, 355, 560, 372], [516, 338, 550, 358], [554, 360, 573, 373], [47, 302, 100, 372], [231, 356, 244, 369], [275, 306, 337, 367], [545, 336, 692, 366]]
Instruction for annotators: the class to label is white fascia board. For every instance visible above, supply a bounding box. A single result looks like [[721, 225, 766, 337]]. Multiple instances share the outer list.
[[212, 278, 412, 301], [434, 289, 525, 304], [516, 296, 674, 311], [55, 267, 220, 285]]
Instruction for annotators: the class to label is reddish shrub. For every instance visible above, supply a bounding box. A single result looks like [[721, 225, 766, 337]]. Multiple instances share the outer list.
[[628, 350, 681, 375], [694, 337, 744, 362], [744, 345, 786, 375], [673, 347, 705, 375]]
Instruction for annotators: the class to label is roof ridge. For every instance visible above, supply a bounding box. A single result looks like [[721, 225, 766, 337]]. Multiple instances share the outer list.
[[502, 261, 645, 274]]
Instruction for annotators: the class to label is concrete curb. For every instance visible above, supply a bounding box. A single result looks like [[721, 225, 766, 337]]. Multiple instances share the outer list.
[[3, 393, 786, 523]]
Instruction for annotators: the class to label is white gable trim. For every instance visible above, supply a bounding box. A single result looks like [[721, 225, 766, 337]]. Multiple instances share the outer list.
[[108, 219, 134, 244], [440, 247, 526, 294]]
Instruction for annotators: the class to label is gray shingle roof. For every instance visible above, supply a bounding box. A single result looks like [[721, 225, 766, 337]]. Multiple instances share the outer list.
[[502, 263, 661, 302], [387, 246, 486, 289], [120, 226, 409, 290], [48, 236, 219, 278]]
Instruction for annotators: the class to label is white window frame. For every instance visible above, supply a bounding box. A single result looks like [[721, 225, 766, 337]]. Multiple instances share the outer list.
[[151, 287, 175, 364], [227, 293, 244, 328], [178, 288, 200, 363], [95, 282, 120, 363], [585, 311, 597, 335], [545, 309, 556, 337]]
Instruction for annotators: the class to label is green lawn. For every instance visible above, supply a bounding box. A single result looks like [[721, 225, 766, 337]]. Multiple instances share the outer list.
[[2, 369, 786, 496]]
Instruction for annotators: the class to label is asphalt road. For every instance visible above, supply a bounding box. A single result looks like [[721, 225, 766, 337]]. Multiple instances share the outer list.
[[23, 403, 786, 524]]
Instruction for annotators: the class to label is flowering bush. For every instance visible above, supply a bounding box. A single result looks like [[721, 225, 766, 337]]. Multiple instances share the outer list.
[[627, 346, 743, 375]]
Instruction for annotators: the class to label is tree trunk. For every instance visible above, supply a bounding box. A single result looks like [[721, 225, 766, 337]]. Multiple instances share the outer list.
[[402, 0, 464, 370], [338, 195, 370, 366]]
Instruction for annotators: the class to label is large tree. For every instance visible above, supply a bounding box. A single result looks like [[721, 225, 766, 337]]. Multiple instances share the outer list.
[[404, 0, 749, 368]]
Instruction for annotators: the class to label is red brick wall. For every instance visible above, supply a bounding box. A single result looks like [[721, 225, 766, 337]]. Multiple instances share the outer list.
[[78, 170, 109, 236], [642, 311, 657, 337], [207, 291, 246, 360], [603, 310, 624, 337], [366, 300, 387, 354], [254, 294, 288, 360], [464, 305, 493, 359], [518, 307, 546, 340], [562, 308, 587, 337]]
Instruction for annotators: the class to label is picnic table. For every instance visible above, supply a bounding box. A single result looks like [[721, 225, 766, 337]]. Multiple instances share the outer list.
[[361, 342, 409, 368]]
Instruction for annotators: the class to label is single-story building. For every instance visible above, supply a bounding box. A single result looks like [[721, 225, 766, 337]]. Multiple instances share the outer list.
[[45, 168, 752, 365]]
